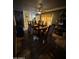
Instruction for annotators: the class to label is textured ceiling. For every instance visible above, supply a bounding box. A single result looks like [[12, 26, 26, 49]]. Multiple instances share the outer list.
[[13, 0, 66, 11]]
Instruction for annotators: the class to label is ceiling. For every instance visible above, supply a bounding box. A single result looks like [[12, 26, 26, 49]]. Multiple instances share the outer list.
[[13, 0, 66, 11]]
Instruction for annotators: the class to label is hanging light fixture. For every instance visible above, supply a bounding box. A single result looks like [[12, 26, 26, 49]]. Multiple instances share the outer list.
[[36, 0, 43, 15], [34, 0, 44, 23]]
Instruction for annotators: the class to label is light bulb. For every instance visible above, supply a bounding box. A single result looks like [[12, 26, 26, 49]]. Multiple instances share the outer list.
[[37, 11, 41, 14]]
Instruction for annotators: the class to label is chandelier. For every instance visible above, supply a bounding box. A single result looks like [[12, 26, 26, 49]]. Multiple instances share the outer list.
[[36, 0, 43, 15]]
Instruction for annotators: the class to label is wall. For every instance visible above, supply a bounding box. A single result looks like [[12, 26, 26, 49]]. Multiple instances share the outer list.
[[42, 9, 66, 25], [38, 8, 66, 26], [52, 9, 66, 24], [41, 12, 53, 26]]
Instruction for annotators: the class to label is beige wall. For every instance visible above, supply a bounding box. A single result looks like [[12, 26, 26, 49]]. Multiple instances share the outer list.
[[23, 10, 30, 31], [41, 13, 54, 26], [42, 9, 65, 25]]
